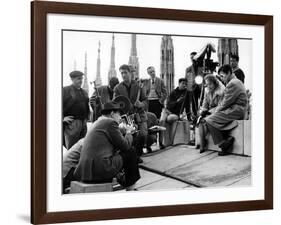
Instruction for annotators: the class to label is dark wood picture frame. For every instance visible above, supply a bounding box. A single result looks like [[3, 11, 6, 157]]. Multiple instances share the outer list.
[[31, 1, 273, 224]]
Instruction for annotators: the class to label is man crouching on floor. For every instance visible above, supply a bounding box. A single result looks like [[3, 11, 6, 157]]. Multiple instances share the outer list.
[[73, 101, 140, 191]]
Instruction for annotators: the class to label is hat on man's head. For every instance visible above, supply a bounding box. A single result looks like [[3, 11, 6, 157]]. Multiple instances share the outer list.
[[101, 101, 122, 114], [69, 70, 84, 78]]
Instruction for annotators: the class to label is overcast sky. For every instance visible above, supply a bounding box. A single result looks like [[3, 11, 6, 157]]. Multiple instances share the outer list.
[[63, 31, 252, 96]]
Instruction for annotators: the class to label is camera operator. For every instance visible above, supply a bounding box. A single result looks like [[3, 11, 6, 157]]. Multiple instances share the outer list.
[[185, 52, 204, 119]]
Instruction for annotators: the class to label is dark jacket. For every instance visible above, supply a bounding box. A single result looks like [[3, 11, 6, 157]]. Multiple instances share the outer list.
[[233, 68, 245, 83], [63, 85, 89, 119], [90, 85, 113, 120], [73, 116, 133, 182], [167, 87, 190, 115], [113, 80, 148, 122]]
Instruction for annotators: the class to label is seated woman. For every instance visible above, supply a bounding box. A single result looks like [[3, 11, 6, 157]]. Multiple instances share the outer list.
[[198, 74, 225, 153]]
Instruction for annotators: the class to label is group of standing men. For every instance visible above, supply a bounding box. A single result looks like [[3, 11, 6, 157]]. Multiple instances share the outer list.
[[62, 51, 247, 191]]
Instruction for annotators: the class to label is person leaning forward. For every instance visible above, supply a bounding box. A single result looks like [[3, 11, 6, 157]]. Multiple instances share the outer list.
[[63, 70, 89, 150], [73, 101, 140, 191], [113, 64, 148, 159]]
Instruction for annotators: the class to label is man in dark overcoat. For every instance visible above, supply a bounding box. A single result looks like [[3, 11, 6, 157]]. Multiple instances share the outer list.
[[73, 101, 140, 190], [205, 64, 247, 155], [63, 70, 89, 149]]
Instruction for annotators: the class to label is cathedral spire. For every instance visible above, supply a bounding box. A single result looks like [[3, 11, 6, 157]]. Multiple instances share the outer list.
[[108, 34, 117, 82], [95, 41, 102, 87], [217, 38, 238, 66], [128, 34, 139, 79], [82, 51, 89, 95], [160, 35, 174, 95]]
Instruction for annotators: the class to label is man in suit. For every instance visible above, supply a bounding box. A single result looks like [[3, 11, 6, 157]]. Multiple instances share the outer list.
[[204, 64, 247, 156], [146, 66, 167, 119], [90, 77, 119, 122], [63, 70, 89, 149], [73, 101, 140, 191], [146, 66, 167, 150], [113, 64, 148, 160]]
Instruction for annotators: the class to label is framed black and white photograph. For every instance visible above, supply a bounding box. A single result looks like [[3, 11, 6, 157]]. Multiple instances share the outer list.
[[31, 1, 273, 224]]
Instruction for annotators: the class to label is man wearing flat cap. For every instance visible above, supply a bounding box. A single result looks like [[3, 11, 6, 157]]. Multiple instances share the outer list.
[[73, 101, 140, 191], [63, 70, 89, 149]]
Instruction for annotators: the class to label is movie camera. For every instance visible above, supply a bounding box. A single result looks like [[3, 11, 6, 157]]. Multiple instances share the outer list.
[[193, 43, 220, 85], [113, 95, 139, 134]]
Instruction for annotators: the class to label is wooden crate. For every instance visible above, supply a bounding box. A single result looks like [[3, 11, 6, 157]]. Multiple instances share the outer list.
[[163, 120, 190, 146], [69, 181, 113, 193]]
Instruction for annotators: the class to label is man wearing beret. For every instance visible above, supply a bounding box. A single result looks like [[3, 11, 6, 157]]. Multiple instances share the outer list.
[[63, 70, 89, 149]]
